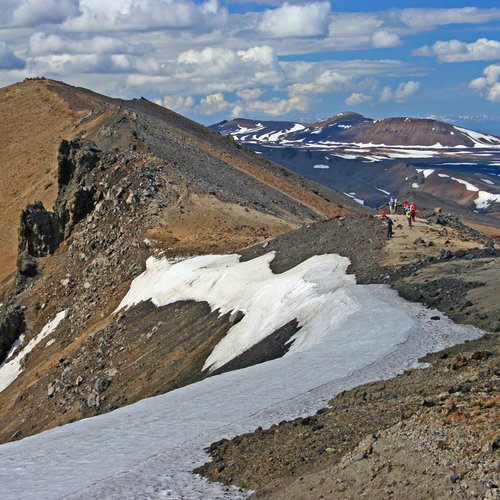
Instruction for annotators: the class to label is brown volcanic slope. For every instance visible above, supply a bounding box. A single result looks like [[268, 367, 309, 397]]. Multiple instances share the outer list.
[[0, 79, 357, 293], [0, 79, 93, 288], [339, 117, 474, 147], [0, 78, 363, 443]]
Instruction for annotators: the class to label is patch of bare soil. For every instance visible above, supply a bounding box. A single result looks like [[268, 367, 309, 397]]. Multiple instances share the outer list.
[[381, 213, 482, 266], [146, 192, 297, 256]]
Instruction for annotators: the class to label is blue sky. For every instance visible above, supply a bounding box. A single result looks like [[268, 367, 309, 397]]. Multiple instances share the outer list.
[[0, 1, 499, 132]]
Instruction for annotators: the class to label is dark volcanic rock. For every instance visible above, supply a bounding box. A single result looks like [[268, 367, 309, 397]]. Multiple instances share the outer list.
[[210, 319, 300, 376], [55, 138, 100, 237], [18, 202, 62, 259], [16, 138, 101, 278], [0, 307, 25, 364]]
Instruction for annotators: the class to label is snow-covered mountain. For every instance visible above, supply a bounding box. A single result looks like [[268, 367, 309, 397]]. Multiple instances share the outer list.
[[210, 113, 500, 215], [211, 112, 500, 149]]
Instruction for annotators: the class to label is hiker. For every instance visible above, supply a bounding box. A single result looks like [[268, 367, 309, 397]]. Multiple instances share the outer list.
[[393, 196, 398, 213], [389, 196, 395, 214], [406, 208, 412, 228], [386, 216, 394, 238], [410, 202, 416, 222], [403, 201, 409, 213]]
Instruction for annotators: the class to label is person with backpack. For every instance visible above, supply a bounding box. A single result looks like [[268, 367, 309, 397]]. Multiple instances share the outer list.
[[410, 202, 417, 222], [386, 215, 394, 238], [389, 196, 395, 214]]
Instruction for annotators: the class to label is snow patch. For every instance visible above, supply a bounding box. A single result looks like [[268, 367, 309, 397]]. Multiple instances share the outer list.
[[117, 253, 359, 372], [0, 256, 487, 499], [376, 188, 391, 195], [444, 176, 500, 208], [313, 164, 329, 169], [0, 310, 67, 393], [343, 192, 365, 205], [453, 126, 500, 147], [481, 178, 495, 185], [412, 183, 419, 188], [474, 191, 500, 209], [451, 177, 479, 192], [416, 168, 435, 178]]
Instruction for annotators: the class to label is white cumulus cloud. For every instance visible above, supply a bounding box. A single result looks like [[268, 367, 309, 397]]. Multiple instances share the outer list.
[[2, 0, 79, 27], [345, 92, 372, 106], [414, 38, 500, 62], [29, 33, 148, 56], [399, 7, 500, 31], [371, 31, 401, 48], [469, 64, 500, 102], [237, 88, 263, 101], [240, 95, 310, 117], [380, 81, 420, 103], [198, 93, 232, 115], [259, 1, 331, 38], [29, 53, 160, 75], [63, 0, 228, 32], [174, 45, 284, 91], [156, 95, 195, 113]]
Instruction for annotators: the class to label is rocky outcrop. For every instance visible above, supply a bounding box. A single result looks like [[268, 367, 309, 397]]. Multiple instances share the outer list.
[[17, 202, 62, 276], [16, 138, 100, 277], [0, 307, 25, 364], [55, 138, 100, 237]]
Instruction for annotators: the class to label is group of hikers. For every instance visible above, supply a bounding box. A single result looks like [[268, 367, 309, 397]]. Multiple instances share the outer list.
[[380, 195, 417, 238]]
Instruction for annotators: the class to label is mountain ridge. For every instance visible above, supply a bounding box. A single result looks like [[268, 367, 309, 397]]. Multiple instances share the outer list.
[[0, 79, 498, 499], [212, 112, 500, 147], [0, 77, 363, 443]]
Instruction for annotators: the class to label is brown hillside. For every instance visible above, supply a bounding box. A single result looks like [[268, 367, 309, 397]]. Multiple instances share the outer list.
[[0, 79, 109, 288], [0, 78, 357, 443]]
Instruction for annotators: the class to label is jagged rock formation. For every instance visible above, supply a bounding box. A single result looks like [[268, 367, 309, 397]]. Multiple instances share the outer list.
[[55, 138, 100, 237], [16, 138, 100, 278]]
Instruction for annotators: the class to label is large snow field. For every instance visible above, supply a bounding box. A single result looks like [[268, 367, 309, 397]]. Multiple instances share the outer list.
[[0, 252, 484, 499]]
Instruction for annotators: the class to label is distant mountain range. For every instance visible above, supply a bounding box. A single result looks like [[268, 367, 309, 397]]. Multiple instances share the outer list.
[[210, 113, 500, 215], [211, 111, 500, 155]]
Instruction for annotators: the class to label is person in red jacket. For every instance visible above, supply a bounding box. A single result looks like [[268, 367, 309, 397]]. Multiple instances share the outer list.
[[410, 202, 416, 222]]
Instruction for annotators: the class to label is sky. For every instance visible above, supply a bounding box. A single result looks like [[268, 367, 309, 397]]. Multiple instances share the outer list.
[[0, 1, 499, 130], [0, 251, 482, 498]]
